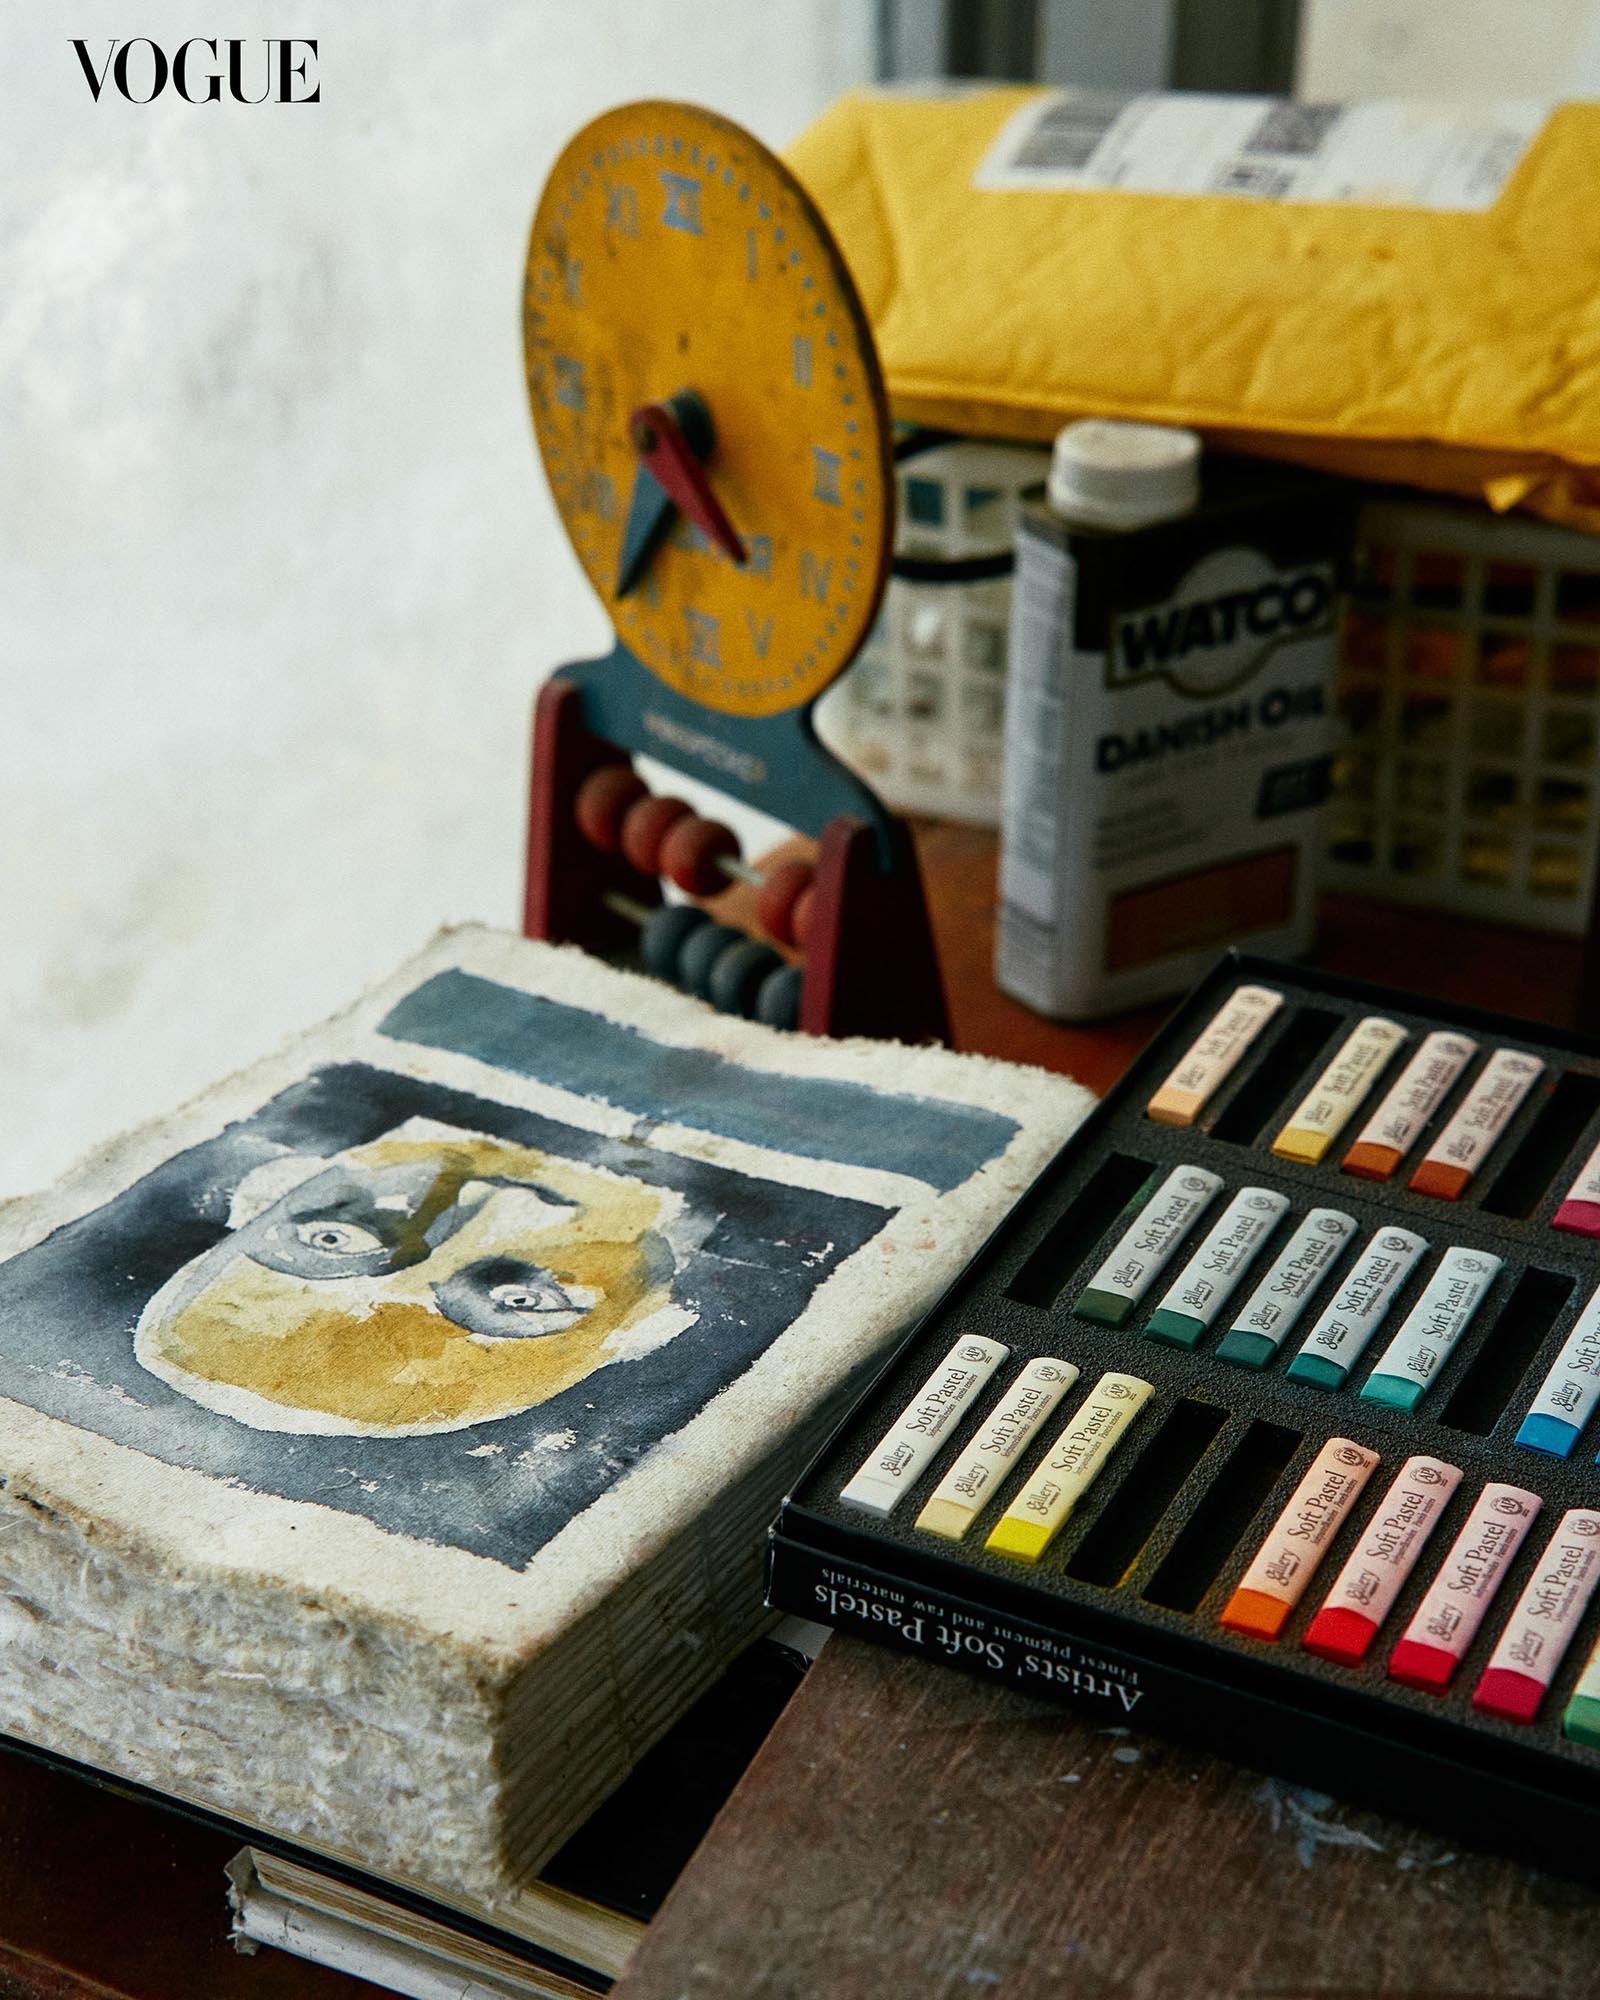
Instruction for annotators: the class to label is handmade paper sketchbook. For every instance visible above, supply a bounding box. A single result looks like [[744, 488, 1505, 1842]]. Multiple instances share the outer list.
[[0, 926, 1088, 1914]]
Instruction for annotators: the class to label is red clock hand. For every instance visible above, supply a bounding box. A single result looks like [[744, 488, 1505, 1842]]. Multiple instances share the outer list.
[[629, 400, 748, 567]]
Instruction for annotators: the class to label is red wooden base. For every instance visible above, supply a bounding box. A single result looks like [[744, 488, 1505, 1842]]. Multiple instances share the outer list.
[[522, 680, 662, 954], [522, 680, 949, 1045], [799, 818, 949, 1045]]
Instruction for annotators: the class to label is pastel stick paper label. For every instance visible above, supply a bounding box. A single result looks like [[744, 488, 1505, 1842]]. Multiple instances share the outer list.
[[840, 1334, 1010, 1517], [1225, 1208, 1358, 1350], [915, 1357, 1079, 1541], [1077, 1165, 1222, 1322], [1346, 1030, 1476, 1162], [1519, 1281, 1600, 1451], [1554, 1136, 1600, 1234], [1475, 1509, 1600, 1720], [1289, 1227, 1428, 1381], [1563, 1629, 1600, 1744], [1361, 1246, 1502, 1404], [985, 1371, 1153, 1563], [1221, 1437, 1379, 1639], [1147, 985, 1282, 1126], [1272, 1016, 1407, 1163], [1412, 1048, 1544, 1189], [1150, 1186, 1288, 1333], [1391, 1482, 1542, 1682], [1306, 1454, 1461, 1653]]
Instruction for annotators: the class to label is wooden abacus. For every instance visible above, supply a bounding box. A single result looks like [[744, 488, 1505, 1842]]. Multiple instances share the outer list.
[[522, 680, 948, 1043]]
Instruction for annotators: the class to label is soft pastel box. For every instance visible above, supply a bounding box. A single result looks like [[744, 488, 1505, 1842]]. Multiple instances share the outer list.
[[769, 951, 1600, 1882]]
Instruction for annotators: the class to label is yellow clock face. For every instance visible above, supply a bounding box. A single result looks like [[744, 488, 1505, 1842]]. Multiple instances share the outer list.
[[524, 100, 893, 721]]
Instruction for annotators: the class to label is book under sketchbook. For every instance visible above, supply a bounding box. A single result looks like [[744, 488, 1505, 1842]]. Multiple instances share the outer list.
[[0, 924, 1087, 1919]]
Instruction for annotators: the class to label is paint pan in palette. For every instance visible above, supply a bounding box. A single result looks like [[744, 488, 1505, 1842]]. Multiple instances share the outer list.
[[770, 950, 1600, 1889]]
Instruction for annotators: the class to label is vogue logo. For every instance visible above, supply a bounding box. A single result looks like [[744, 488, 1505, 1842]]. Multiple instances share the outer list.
[[72, 38, 319, 103]]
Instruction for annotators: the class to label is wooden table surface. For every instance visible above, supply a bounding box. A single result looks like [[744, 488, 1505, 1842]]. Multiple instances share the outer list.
[[612, 823, 1600, 2000]]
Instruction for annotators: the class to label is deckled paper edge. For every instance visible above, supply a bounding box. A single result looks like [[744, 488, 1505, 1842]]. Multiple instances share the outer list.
[[0, 924, 1091, 1672]]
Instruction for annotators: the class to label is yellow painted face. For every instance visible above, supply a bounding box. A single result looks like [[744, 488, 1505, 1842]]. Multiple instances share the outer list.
[[524, 99, 893, 719], [133, 1130, 692, 1436]]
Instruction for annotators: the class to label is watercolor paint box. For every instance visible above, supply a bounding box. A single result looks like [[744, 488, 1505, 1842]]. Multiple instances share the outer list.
[[768, 952, 1600, 1881]]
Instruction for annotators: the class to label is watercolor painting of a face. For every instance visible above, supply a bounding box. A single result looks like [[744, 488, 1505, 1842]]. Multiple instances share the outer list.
[[134, 1118, 697, 1436]]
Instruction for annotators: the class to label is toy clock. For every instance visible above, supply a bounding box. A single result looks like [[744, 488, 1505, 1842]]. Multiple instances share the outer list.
[[520, 99, 947, 1044]]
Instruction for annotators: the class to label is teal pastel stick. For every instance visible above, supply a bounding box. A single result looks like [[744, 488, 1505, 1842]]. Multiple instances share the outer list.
[[1287, 1353, 1347, 1391], [1144, 1307, 1207, 1348], [1141, 1185, 1288, 1354], [1215, 1329, 1278, 1370]]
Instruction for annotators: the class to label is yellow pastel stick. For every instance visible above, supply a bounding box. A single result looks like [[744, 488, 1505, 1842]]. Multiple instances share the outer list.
[[1272, 1015, 1407, 1165], [985, 1371, 1154, 1565], [915, 1357, 1079, 1542]]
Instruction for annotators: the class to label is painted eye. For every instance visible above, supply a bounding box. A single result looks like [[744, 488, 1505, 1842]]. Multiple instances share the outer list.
[[294, 1220, 385, 1255], [490, 1279, 573, 1315]]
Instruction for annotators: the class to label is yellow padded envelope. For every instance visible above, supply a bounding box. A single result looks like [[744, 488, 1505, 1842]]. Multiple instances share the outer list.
[[787, 90, 1600, 532]]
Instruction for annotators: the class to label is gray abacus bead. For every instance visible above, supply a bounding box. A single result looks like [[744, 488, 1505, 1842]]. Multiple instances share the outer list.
[[640, 903, 710, 982], [677, 920, 746, 999], [707, 938, 785, 1018], [754, 962, 804, 1030]]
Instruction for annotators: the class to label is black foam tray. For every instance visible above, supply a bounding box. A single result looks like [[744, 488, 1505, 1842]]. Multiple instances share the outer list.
[[768, 951, 1600, 1880]]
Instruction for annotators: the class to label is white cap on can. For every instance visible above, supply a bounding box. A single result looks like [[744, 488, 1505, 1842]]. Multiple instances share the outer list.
[[1047, 419, 1202, 531]]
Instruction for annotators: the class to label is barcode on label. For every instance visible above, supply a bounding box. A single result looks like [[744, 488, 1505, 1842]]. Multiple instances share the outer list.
[[1244, 102, 1344, 158], [1011, 92, 1131, 173], [1211, 160, 1296, 199]]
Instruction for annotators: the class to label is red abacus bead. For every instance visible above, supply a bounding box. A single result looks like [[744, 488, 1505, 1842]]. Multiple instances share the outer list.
[[574, 764, 648, 852], [755, 859, 815, 946], [620, 794, 693, 875], [790, 883, 818, 949], [660, 815, 740, 897]]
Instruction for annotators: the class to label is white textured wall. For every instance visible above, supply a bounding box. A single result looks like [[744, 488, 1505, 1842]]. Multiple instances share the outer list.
[[1, 2, 872, 1198], [1298, 0, 1600, 97]]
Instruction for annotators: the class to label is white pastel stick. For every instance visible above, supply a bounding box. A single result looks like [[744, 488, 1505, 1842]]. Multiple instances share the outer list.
[[1344, 1030, 1477, 1172], [1076, 1164, 1224, 1325], [1389, 1482, 1543, 1691], [1360, 1245, 1503, 1410], [1272, 1015, 1408, 1163], [840, 1334, 1010, 1517], [1411, 1048, 1544, 1197], [1147, 1186, 1289, 1343], [1474, 1509, 1600, 1722], [1303, 1455, 1462, 1664], [1287, 1226, 1429, 1386], [1147, 984, 1283, 1126], [1220, 1208, 1359, 1360], [1518, 1280, 1600, 1457], [915, 1357, 1080, 1541]]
